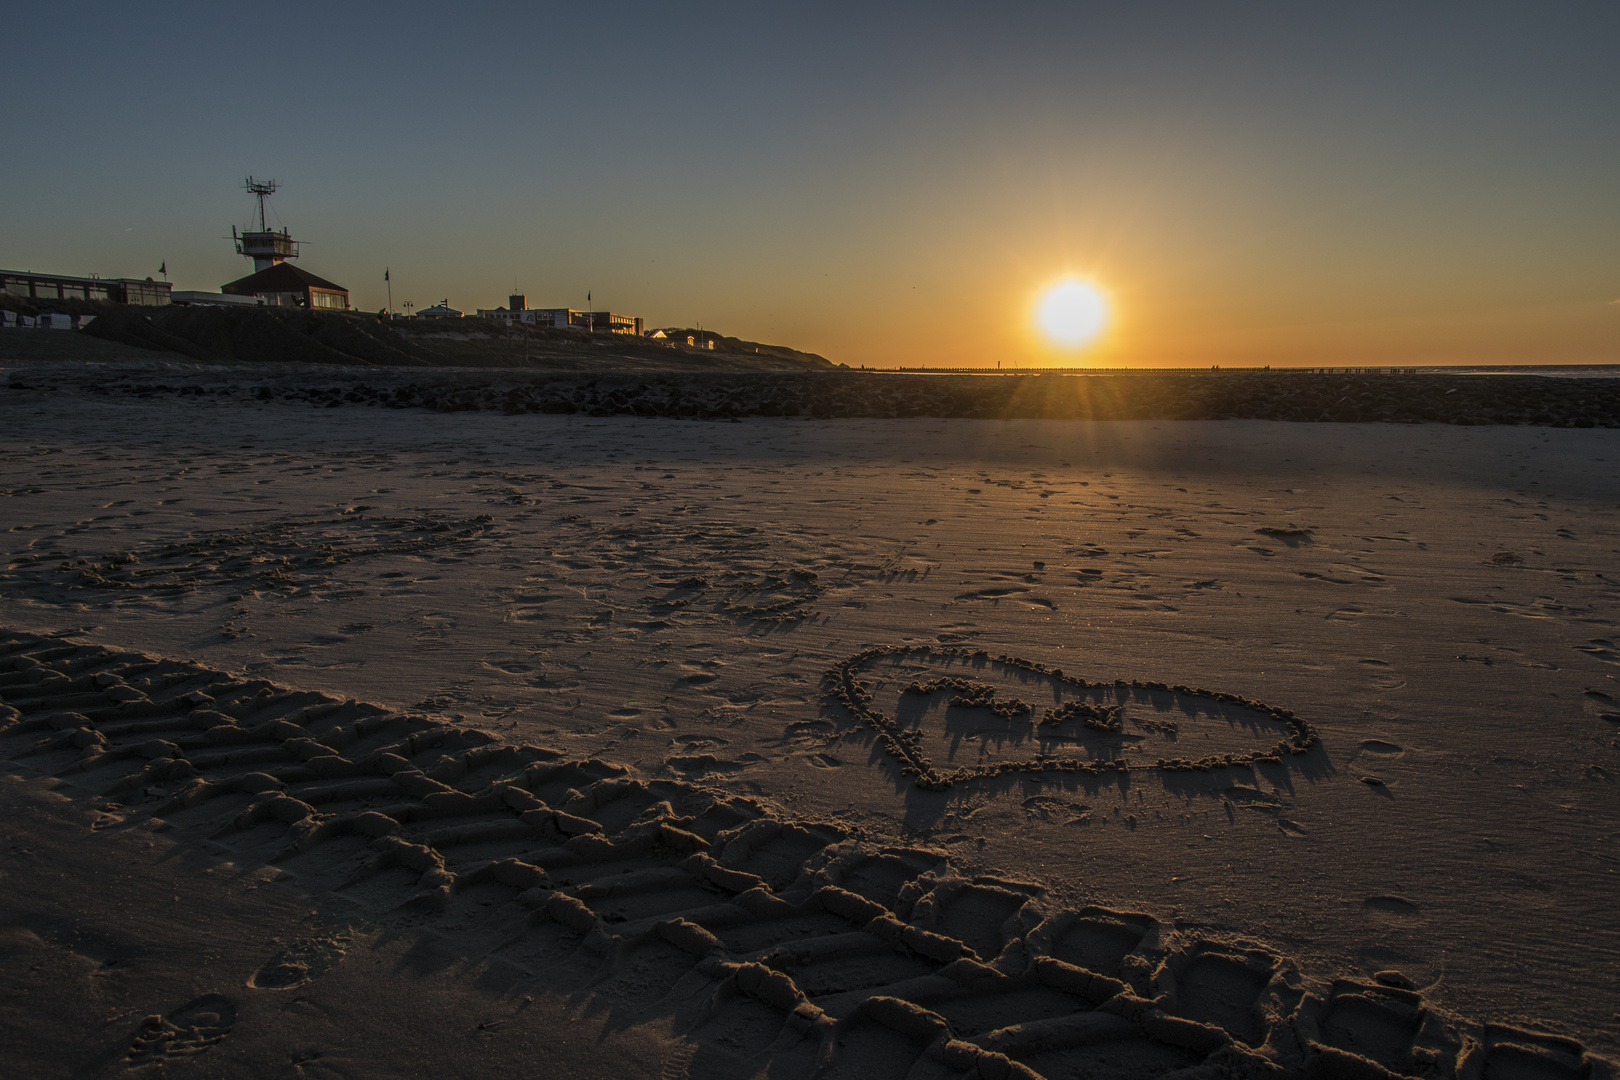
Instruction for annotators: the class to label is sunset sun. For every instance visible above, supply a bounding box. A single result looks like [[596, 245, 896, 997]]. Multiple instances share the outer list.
[[1034, 279, 1109, 349]]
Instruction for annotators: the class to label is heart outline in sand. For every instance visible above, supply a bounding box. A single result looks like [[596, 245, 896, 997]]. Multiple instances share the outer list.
[[825, 645, 1318, 790]]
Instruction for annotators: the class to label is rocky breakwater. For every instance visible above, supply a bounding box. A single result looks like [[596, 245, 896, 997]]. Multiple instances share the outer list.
[[44, 369, 1620, 427], [433, 371, 1620, 426]]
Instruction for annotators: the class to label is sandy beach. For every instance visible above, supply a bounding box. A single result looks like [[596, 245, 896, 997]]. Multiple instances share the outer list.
[[3, 364, 1618, 1078]]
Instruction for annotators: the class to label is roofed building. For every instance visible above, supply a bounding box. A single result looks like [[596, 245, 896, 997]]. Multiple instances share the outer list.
[[211, 177, 348, 310], [2, 269, 171, 306], [221, 262, 349, 310], [476, 298, 642, 335]]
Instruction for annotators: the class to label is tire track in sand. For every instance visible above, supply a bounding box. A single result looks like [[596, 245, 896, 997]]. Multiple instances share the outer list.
[[0, 629, 1608, 1080]]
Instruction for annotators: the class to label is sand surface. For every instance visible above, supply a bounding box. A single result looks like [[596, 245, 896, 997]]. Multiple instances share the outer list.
[[0, 773, 671, 1079], [3, 368, 1618, 1075]]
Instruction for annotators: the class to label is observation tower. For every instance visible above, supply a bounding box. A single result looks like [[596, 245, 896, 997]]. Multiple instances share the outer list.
[[220, 177, 349, 310], [232, 177, 301, 272]]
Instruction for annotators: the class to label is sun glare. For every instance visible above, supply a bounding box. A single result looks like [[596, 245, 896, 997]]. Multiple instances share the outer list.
[[1035, 280, 1109, 349]]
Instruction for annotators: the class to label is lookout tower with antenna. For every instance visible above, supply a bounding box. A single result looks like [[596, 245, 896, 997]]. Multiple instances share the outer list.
[[220, 177, 350, 311], [232, 177, 300, 272]]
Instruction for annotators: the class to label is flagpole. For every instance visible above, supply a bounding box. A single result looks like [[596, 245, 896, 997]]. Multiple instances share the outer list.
[[385, 269, 392, 315]]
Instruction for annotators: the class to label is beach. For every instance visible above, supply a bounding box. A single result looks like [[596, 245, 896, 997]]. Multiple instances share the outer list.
[[3, 363, 1617, 1078]]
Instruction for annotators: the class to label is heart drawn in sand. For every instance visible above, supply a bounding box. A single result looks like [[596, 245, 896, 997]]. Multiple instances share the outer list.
[[825, 646, 1317, 790]]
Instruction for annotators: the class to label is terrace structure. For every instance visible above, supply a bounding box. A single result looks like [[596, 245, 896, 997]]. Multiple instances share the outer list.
[[1, 269, 171, 306]]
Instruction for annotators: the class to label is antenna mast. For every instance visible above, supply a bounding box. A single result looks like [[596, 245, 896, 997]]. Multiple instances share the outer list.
[[245, 176, 277, 231], [232, 177, 299, 272]]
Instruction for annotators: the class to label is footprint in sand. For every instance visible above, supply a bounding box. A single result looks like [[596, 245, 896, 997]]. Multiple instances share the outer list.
[[247, 934, 349, 990], [672, 734, 728, 751], [1357, 660, 1406, 690], [1020, 794, 1090, 823], [1255, 526, 1314, 547], [1576, 639, 1619, 665], [1363, 895, 1421, 916], [248, 958, 311, 990], [676, 660, 723, 687], [781, 719, 837, 745], [665, 752, 764, 775], [1349, 740, 1405, 786], [1357, 739, 1405, 757], [125, 993, 237, 1064]]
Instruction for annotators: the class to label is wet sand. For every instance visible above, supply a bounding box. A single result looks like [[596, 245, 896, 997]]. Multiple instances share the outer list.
[[2, 369, 1617, 1076]]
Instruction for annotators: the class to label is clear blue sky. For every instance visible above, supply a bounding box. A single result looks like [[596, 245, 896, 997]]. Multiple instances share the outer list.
[[5, 1, 1618, 366]]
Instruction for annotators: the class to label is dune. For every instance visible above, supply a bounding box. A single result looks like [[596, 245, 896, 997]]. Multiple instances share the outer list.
[[2, 358, 1618, 1077], [63, 307, 836, 372]]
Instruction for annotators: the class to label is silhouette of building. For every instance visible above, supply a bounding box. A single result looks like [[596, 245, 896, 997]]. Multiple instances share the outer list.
[[476, 294, 642, 335], [215, 177, 348, 310], [221, 263, 349, 310], [1, 269, 171, 305]]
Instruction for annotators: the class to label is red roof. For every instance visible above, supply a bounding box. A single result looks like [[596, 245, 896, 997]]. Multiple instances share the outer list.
[[222, 262, 347, 295]]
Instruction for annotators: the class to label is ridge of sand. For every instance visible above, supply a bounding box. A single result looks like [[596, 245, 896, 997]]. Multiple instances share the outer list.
[[4, 629, 1612, 1079], [61, 307, 835, 371]]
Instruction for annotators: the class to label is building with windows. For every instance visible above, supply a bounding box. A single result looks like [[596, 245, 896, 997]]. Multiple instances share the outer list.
[[1, 269, 171, 306], [209, 177, 348, 310], [476, 295, 642, 335], [220, 263, 349, 310]]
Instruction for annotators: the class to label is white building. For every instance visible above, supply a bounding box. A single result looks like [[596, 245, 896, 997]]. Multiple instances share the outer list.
[[477, 294, 642, 335]]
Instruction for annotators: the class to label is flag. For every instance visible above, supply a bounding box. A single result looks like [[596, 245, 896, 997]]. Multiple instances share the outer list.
[[159, 261, 166, 276], [384, 268, 389, 282], [587, 291, 591, 307]]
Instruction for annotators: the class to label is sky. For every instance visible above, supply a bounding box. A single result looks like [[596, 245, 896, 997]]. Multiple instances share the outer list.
[[4, 1, 1618, 368]]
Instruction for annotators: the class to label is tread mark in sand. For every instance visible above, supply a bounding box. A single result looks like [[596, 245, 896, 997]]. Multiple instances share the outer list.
[[0, 629, 1610, 1080]]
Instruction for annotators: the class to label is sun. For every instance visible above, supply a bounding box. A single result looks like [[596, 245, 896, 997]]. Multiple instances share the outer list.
[[1034, 279, 1109, 349]]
